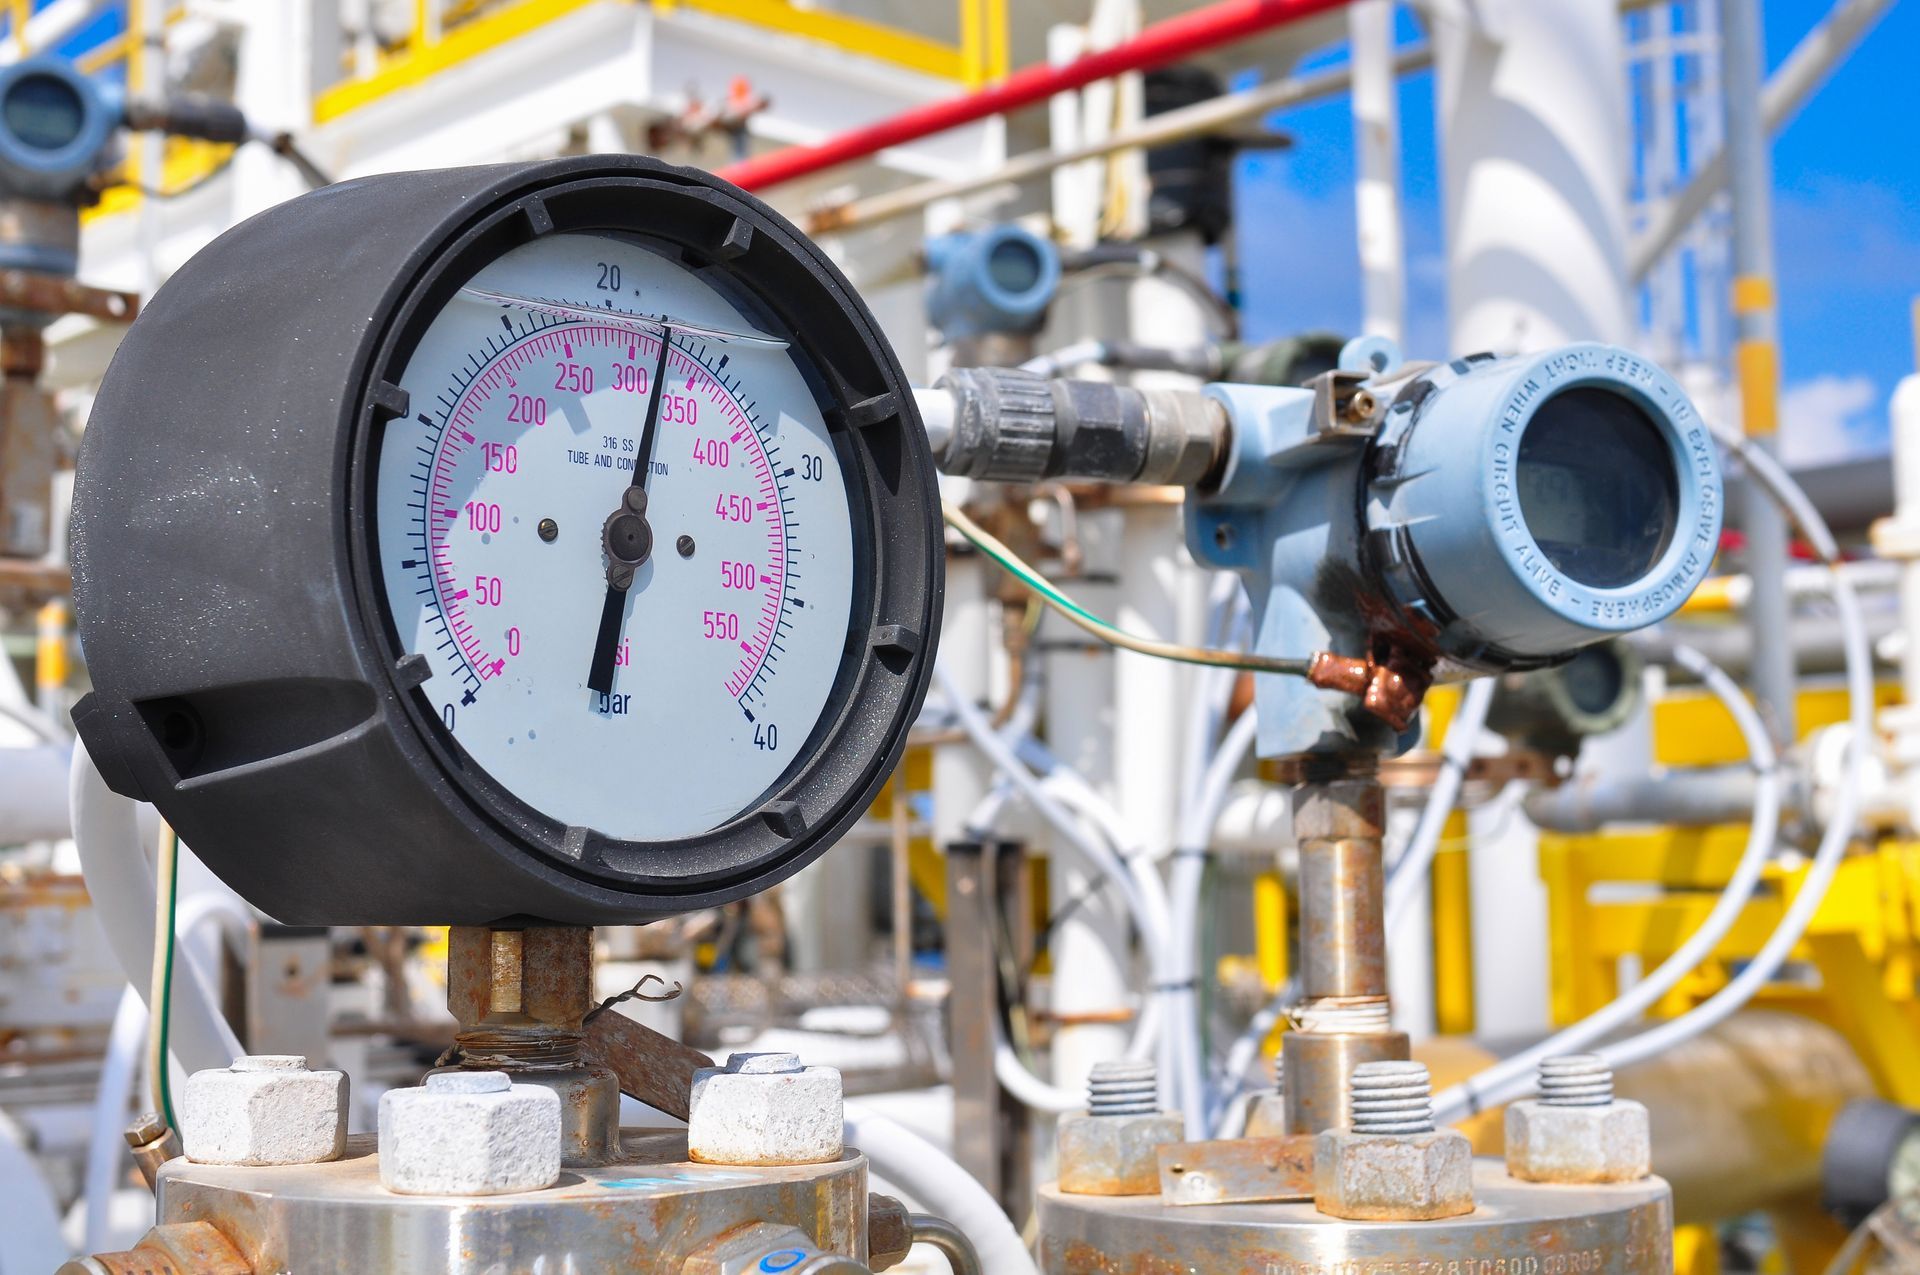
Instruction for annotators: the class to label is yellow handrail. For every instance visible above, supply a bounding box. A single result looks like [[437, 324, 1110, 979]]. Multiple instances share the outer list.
[[314, 0, 1008, 123], [78, 0, 1012, 217]]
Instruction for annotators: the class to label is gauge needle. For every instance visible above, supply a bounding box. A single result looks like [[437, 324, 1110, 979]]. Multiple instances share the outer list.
[[586, 330, 675, 696], [461, 286, 789, 350]]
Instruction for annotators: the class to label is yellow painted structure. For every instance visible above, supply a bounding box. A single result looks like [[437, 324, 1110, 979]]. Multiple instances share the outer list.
[[77, 0, 1012, 220], [1650, 679, 1900, 768], [314, 0, 1009, 122], [1540, 826, 1920, 1108]]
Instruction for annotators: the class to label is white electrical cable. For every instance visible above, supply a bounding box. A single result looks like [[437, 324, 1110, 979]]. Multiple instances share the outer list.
[[1431, 644, 1780, 1121], [1019, 741, 1180, 1082], [993, 1033, 1085, 1114], [1172, 705, 1259, 1134], [844, 1100, 1037, 1275], [935, 664, 1182, 1101], [1435, 422, 1869, 1120], [70, 741, 244, 1074], [1210, 977, 1298, 1135], [1589, 426, 1872, 1074], [1383, 677, 1496, 932]]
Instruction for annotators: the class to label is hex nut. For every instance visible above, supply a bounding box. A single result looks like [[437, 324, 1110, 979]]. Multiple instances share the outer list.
[[687, 1052, 844, 1167], [1314, 1128, 1475, 1220], [866, 1193, 914, 1271], [180, 1055, 347, 1167], [1057, 1111, 1184, 1196], [378, 1070, 561, 1195], [1505, 1098, 1651, 1184]]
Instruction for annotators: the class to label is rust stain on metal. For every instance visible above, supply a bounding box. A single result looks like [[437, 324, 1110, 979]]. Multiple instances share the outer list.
[[580, 1008, 710, 1122], [1157, 1135, 1315, 1205]]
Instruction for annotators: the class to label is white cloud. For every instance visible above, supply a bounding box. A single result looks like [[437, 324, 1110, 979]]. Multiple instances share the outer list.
[[1778, 374, 1886, 467]]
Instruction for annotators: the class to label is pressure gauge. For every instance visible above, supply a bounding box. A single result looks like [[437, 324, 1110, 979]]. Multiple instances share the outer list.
[[71, 157, 941, 925]]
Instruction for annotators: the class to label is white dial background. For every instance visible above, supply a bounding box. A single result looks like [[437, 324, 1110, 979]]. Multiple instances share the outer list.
[[373, 232, 855, 841]]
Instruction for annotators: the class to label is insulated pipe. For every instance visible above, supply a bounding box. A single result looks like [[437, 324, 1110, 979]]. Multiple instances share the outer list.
[[1524, 767, 1769, 832], [715, 0, 1354, 192]]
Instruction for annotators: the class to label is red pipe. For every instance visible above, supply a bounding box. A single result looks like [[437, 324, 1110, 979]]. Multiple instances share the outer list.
[[715, 0, 1353, 192]]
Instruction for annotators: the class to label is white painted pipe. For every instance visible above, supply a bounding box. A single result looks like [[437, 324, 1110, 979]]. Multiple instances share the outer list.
[[1432, 0, 1632, 350], [0, 744, 73, 841], [69, 743, 244, 1075]]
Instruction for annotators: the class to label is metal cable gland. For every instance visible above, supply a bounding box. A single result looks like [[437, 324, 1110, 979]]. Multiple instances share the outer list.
[[936, 366, 1056, 483]]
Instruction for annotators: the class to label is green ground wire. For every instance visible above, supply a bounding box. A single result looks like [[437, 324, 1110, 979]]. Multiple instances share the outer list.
[[156, 827, 180, 1132], [943, 501, 1311, 677]]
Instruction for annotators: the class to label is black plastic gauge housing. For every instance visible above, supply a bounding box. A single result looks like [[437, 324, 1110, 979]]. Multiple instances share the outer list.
[[70, 156, 943, 925]]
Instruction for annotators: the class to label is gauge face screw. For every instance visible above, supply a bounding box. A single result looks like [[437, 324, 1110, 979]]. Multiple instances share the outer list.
[[676, 535, 695, 558], [537, 518, 558, 542]]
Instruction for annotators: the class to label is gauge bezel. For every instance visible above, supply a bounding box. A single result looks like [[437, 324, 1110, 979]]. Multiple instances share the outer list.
[[349, 167, 938, 901], [70, 155, 941, 925]]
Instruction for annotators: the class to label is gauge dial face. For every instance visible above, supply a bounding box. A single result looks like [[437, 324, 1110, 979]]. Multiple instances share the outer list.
[[373, 232, 855, 842]]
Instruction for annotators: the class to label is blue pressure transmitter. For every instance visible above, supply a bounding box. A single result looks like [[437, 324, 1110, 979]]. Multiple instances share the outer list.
[[0, 57, 123, 205], [1186, 340, 1721, 758], [924, 222, 1061, 342]]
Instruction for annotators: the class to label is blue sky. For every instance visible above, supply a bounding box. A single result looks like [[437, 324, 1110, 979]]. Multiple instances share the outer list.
[[1230, 1, 1918, 465]]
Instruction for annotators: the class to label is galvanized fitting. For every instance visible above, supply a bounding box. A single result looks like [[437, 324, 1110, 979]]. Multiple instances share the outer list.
[[1314, 1060, 1474, 1221], [378, 1069, 562, 1196], [1505, 1055, 1650, 1184], [180, 1054, 348, 1167], [687, 1051, 845, 1166], [1058, 1059, 1182, 1196], [679, 1222, 868, 1274]]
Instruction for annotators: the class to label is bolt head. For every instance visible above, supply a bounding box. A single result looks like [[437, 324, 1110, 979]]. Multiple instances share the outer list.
[[1057, 1111, 1183, 1196], [1314, 1128, 1474, 1220], [1505, 1099, 1651, 1184]]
